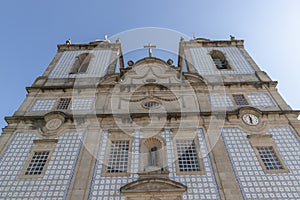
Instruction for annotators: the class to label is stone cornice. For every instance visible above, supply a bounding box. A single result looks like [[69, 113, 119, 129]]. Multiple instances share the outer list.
[[6, 110, 300, 123], [57, 40, 121, 52]]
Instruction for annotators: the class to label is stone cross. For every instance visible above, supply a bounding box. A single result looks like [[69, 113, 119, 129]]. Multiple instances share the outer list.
[[144, 43, 156, 57]]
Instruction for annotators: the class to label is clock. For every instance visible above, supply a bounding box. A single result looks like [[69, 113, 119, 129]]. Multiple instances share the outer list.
[[242, 113, 259, 125]]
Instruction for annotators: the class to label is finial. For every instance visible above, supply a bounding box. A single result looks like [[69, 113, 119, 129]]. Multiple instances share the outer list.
[[127, 60, 134, 66], [167, 59, 173, 65], [230, 35, 235, 41], [105, 35, 111, 43], [66, 39, 71, 45]]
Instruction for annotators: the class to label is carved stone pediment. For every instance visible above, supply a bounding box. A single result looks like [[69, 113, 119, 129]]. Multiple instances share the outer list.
[[119, 57, 182, 85], [120, 178, 186, 197]]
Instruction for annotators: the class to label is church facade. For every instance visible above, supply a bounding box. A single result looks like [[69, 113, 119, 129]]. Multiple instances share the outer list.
[[1, 36, 300, 200]]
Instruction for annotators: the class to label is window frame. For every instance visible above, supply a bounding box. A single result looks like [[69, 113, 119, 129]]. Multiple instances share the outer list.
[[232, 94, 249, 106], [174, 137, 205, 175], [209, 50, 231, 70], [247, 134, 289, 174], [143, 101, 161, 109], [18, 139, 57, 178], [24, 151, 50, 176], [56, 98, 71, 110], [102, 137, 132, 177]]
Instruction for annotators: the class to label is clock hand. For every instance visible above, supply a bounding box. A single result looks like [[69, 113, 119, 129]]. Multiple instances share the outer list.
[[249, 116, 253, 124]]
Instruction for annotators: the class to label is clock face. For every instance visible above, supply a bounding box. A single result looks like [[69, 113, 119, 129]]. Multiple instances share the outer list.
[[242, 113, 259, 125]]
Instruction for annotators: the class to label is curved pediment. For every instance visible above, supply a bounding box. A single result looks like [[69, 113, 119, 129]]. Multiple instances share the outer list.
[[120, 178, 187, 194], [97, 58, 207, 86], [134, 57, 171, 67], [119, 57, 182, 85]]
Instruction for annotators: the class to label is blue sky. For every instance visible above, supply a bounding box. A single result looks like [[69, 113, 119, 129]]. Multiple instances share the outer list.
[[0, 0, 300, 129]]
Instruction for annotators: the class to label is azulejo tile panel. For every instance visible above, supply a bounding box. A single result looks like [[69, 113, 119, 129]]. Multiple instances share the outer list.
[[189, 47, 255, 75], [163, 129, 220, 200], [89, 129, 220, 200], [30, 99, 56, 112], [70, 97, 95, 111], [209, 94, 234, 108], [88, 130, 140, 200], [48, 50, 112, 78], [247, 93, 275, 108], [0, 131, 84, 200], [221, 126, 300, 199]]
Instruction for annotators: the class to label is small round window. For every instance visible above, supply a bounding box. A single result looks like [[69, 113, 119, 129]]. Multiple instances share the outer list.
[[145, 79, 157, 83], [143, 101, 160, 109]]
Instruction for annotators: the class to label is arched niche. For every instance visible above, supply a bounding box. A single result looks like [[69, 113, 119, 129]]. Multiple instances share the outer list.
[[140, 137, 166, 172]]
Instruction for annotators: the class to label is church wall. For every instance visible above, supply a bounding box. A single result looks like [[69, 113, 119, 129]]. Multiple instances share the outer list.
[[48, 50, 113, 78], [88, 130, 140, 200], [0, 131, 84, 200], [88, 128, 221, 200], [1, 37, 300, 200], [188, 47, 255, 76], [221, 126, 300, 199], [165, 129, 220, 200]]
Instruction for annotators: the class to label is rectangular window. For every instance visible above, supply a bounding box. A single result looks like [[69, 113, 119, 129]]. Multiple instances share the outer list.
[[19, 139, 57, 178], [106, 141, 129, 174], [248, 134, 289, 174], [233, 94, 249, 106], [175, 140, 201, 173], [257, 147, 284, 170], [56, 98, 71, 110], [25, 151, 50, 175]]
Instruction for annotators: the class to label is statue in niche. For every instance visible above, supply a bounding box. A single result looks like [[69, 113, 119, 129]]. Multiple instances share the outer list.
[[150, 147, 158, 166]]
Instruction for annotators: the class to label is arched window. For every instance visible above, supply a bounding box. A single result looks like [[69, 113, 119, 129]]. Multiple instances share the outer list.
[[69, 53, 92, 74], [210, 50, 230, 69]]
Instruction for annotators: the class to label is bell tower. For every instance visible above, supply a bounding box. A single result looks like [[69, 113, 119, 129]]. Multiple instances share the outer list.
[[0, 35, 300, 200]]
